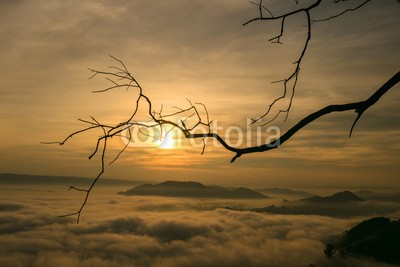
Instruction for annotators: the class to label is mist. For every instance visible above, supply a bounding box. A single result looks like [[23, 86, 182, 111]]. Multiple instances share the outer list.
[[1, 185, 398, 267]]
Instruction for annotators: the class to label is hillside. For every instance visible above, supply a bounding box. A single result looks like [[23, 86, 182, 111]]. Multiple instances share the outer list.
[[249, 191, 389, 218], [330, 217, 400, 265], [119, 181, 268, 199], [301, 191, 364, 203], [255, 187, 312, 197]]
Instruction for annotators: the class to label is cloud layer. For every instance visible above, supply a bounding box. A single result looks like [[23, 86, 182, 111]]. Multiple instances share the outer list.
[[1, 186, 398, 267]]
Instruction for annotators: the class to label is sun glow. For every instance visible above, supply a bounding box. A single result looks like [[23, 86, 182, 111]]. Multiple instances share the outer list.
[[159, 134, 176, 149]]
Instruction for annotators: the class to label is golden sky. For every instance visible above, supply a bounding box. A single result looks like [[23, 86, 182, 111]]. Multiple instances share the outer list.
[[0, 0, 399, 187]]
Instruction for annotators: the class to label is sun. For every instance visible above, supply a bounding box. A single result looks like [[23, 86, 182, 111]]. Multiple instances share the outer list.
[[159, 134, 176, 149]]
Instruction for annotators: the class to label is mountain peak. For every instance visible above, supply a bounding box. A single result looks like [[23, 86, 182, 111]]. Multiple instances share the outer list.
[[302, 191, 364, 203], [158, 181, 204, 188], [119, 181, 267, 199]]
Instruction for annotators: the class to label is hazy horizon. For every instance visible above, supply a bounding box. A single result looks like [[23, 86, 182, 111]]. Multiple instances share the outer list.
[[1, 172, 399, 193]]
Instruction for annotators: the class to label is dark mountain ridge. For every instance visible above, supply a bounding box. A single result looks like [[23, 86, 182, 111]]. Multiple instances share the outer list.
[[255, 187, 312, 197], [301, 191, 365, 203], [250, 191, 378, 218], [119, 181, 268, 199]]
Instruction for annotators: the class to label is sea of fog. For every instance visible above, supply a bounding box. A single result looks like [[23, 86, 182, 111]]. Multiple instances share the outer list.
[[0, 185, 398, 267]]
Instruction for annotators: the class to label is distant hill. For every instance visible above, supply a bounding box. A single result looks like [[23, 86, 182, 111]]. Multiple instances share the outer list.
[[330, 217, 400, 265], [255, 187, 312, 197], [249, 191, 388, 218], [0, 173, 139, 186], [301, 191, 364, 203], [119, 181, 268, 199]]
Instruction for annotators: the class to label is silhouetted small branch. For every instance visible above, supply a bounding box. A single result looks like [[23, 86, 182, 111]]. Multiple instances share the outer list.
[[48, 56, 213, 223], [244, 0, 322, 126], [312, 0, 371, 23]]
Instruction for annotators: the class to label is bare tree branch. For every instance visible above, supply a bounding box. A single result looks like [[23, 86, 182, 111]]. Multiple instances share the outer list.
[[58, 118, 108, 223], [47, 53, 399, 223], [46, 56, 215, 223], [46, 1, 399, 223], [312, 0, 371, 23], [230, 70, 400, 160], [244, 0, 322, 126]]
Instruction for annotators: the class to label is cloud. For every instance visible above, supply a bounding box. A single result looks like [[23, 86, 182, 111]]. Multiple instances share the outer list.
[[0, 212, 71, 234], [0, 202, 24, 212], [1, 186, 397, 267], [253, 201, 400, 218]]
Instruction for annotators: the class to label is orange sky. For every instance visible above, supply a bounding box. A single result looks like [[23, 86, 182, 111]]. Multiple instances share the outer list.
[[0, 0, 399, 187]]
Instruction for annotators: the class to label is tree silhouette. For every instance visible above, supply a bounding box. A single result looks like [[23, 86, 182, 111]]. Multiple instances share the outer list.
[[44, 0, 400, 223], [328, 217, 400, 264]]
